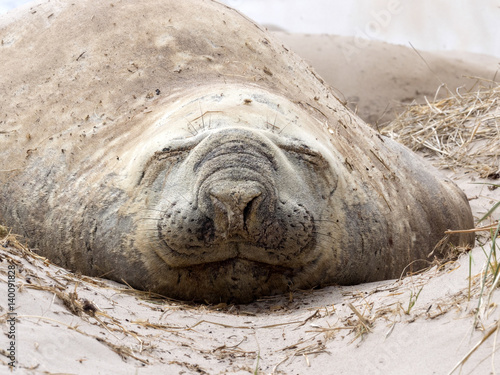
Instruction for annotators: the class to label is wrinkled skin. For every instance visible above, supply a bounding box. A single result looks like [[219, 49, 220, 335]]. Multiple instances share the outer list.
[[0, 0, 474, 303]]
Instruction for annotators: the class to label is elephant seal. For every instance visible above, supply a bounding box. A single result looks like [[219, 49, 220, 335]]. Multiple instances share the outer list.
[[0, 0, 474, 303]]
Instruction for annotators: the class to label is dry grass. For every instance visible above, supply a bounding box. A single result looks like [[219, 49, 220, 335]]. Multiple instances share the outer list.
[[381, 79, 500, 178]]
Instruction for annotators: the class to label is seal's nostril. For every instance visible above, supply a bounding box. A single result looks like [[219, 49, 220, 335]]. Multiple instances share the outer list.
[[209, 183, 263, 234], [243, 195, 260, 225], [210, 184, 262, 214]]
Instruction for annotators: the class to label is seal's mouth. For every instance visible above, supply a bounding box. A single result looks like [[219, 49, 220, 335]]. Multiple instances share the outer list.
[[155, 239, 312, 269]]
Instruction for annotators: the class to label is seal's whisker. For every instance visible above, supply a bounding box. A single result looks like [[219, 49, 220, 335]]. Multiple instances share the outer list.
[[199, 102, 205, 129], [185, 117, 198, 136], [133, 221, 160, 227], [312, 231, 335, 239], [278, 120, 291, 135], [135, 229, 162, 234]]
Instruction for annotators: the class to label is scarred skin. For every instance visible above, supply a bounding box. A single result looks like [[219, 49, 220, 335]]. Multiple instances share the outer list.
[[0, 0, 474, 303]]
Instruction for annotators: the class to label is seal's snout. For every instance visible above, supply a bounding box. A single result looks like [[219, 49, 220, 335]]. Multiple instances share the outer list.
[[195, 132, 280, 245], [155, 128, 317, 268], [209, 182, 263, 237]]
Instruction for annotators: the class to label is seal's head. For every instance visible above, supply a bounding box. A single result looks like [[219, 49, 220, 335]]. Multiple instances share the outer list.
[[129, 86, 341, 302], [154, 128, 325, 267]]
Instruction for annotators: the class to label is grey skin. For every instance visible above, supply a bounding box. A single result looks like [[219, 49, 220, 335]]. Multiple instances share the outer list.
[[0, 0, 474, 303]]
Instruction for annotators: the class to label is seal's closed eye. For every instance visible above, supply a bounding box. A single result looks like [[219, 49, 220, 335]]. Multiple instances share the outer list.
[[158, 133, 209, 156], [277, 141, 326, 167]]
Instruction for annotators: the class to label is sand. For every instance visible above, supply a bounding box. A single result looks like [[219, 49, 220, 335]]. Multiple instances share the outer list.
[[1, 33, 499, 375]]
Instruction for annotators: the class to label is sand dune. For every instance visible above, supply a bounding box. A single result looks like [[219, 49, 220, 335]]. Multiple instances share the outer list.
[[274, 32, 499, 126]]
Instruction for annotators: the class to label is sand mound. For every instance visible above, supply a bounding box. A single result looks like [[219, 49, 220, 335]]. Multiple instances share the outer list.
[[273, 32, 499, 127]]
